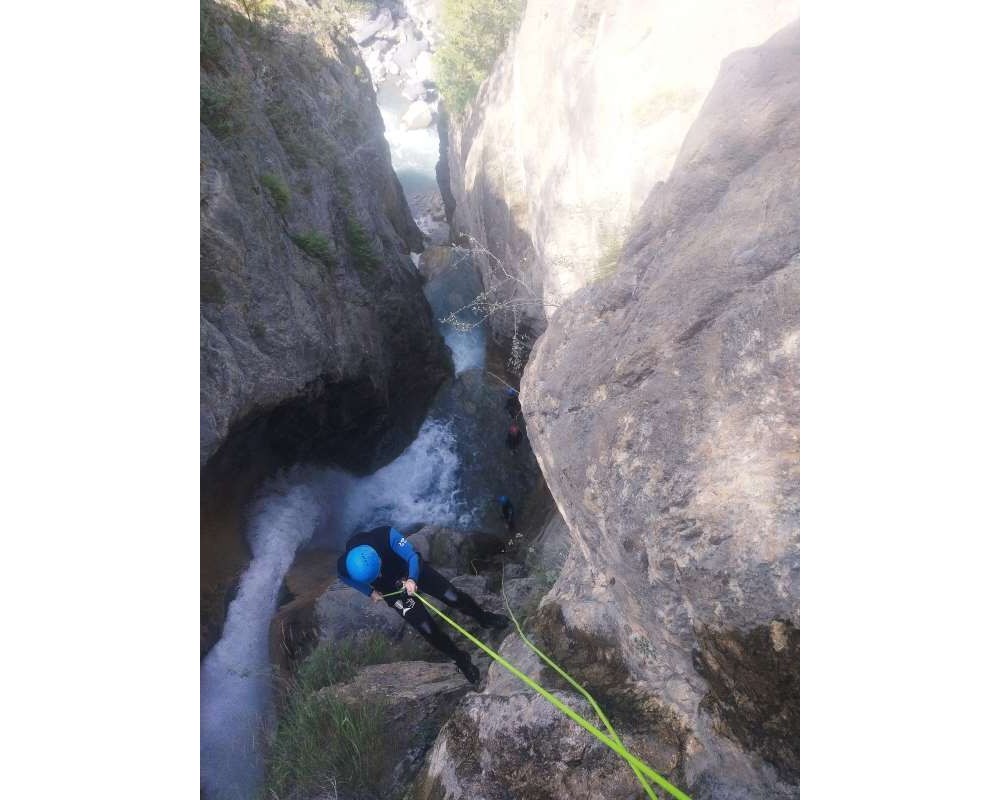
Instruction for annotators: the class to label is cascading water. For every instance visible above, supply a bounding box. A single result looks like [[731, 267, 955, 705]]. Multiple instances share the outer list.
[[200, 482, 321, 800], [200, 418, 471, 799]]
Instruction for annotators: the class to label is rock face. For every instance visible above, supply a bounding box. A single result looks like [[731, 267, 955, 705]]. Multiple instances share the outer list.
[[518, 21, 801, 799], [446, 0, 798, 343], [200, 0, 450, 470]]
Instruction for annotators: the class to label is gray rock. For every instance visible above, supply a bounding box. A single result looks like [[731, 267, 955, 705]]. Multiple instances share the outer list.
[[352, 7, 394, 45], [401, 99, 435, 130], [315, 583, 402, 641], [417, 690, 681, 800], [401, 78, 427, 101], [200, 2, 450, 468], [323, 661, 471, 799], [519, 21, 800, 799]]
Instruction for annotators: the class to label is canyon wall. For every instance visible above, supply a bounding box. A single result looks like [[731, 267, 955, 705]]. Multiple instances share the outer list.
[[423, 18, 800, 799], [200, 0, 450, 473]]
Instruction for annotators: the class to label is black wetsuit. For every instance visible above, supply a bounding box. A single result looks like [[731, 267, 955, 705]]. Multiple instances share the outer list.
[[337, 526, 499, 665], [504, 395, 522, 420]]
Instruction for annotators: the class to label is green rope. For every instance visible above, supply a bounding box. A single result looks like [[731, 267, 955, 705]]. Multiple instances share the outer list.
[[499, 573, 658, 800], [414, 592, 692, 800]]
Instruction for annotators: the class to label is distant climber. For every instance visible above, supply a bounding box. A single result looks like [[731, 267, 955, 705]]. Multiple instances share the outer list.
[[497, 495, 515, 530], [504, 387, 522, 420], [505, 423, 523, 452], [337, 525, 509, 684]]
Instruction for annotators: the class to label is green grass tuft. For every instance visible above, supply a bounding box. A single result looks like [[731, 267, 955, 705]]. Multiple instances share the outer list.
[[346, 218, 379, 272], [260, 173, 291, 215], [265, 691, 387, 797], [264, 632, 432, 797], [291, 230, 335, 268]]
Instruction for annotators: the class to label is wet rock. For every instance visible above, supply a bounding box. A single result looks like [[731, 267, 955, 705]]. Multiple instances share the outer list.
[[693, 621, 800, 783], [519, 22, 800, 799]]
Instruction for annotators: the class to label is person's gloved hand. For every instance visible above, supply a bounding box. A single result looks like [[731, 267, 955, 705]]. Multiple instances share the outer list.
[[403, 579, 417, 596], [370, 590, 383, 603]]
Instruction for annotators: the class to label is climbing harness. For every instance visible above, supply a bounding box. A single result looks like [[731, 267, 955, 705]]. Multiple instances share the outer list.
[[411, 591, 693, 800]]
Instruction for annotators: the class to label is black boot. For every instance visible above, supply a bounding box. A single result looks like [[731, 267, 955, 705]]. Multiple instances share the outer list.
[[456, 653, 480, 685], [480, 611, 510, 630]]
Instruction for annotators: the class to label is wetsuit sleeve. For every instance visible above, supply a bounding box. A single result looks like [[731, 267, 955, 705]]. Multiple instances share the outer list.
[[389, 527, 421, 580], [337, 556, 374, 596]]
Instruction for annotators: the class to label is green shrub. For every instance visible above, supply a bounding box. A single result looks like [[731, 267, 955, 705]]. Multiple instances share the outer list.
[[291, 230, 335, 268], [435, 0, 524, 112], [235, 0, 273, 26], [199, 0, 223, 67], [200, 273, 226, 305], [200, 76, 248, 139], [260, 172, 291, 215], [346, 218, 379, 272]]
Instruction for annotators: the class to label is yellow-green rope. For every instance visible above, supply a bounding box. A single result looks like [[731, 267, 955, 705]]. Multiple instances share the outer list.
[[499, 574, 658, 799], [413, 592, 692, 800]]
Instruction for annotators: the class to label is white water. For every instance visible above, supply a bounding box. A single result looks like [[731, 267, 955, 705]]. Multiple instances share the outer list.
[[443, 326, 485, 374], [200, 483, 321, 800], [200, 418, 467, 798], [378, 94, 439, 180], [310, 417, 472, 546]]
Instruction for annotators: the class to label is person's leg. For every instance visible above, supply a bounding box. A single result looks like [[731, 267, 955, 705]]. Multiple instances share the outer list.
[[384, 594, 480, 683], [418, 565, 510, 629]]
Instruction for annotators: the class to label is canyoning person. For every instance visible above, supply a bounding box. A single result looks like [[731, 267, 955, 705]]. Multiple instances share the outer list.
[[497, 495, 515, 531], [505, 423, 523, 452], [504, 387, 522, 420], [337, 525, 510, 684]]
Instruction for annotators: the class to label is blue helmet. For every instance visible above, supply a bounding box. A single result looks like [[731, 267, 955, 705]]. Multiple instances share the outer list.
[[497, 495, 509, 505], [506, 388, 517, 397], [346, 545, 381, 583]]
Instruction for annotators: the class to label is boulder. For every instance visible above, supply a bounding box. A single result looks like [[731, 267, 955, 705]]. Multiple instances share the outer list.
[[417, 689, 682, 800], [401, 99, 435, 130], [321, 661, 471, 800], [352, 8, 394, 46], [414, 50, 434, 82]]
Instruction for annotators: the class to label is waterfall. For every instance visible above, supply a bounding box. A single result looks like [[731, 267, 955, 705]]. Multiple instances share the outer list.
[[200, 417, 469, 798]]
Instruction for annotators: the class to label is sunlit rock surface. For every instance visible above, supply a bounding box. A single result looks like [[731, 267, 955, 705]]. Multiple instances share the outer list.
[[446, 0, 798, 341], [424, 20, 800, 800]]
